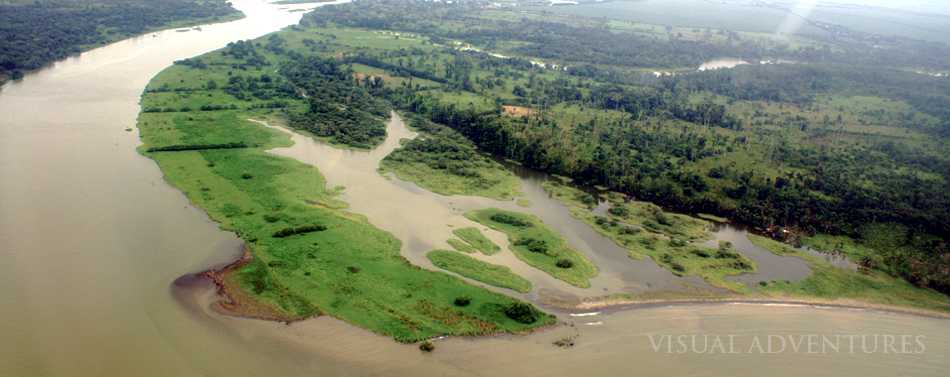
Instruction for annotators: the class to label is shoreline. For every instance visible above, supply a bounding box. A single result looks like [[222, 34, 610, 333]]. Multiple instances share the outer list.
[[569, 295, 950, 320], [202, 246, 315, 324], [197, 247, 950, 332]]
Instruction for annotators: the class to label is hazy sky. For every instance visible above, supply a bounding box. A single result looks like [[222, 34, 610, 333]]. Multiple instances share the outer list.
[[820, 0, 950, 14]]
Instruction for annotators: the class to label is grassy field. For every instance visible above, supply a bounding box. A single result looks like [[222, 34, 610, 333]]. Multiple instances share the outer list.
[[452, 227, 500, 255], [542, 181, 757, 292], [427, 249, 532, 293], [465, 208, 598, 288], [749, 235, 950, 312], [447, 238, 477, 254], [137, 46, 555, 342]]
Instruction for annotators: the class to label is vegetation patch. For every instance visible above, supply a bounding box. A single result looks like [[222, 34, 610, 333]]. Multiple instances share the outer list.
[[466, 208, 598, 288], [427, 249, 532, 293], [452, 227, 500, 255], [380, 116, 521, 200], [447, 238, 477, 253]]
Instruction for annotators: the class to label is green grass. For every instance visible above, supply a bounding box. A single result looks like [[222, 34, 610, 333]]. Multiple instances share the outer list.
[[427, 250, 532, 293], [542, 181, 756, 292], [137, 47, 555, 342], [465, 208, 598, 288], [447, 238, 476, 254], [748, 235, 950, 312], [452, 227, 500, 255]]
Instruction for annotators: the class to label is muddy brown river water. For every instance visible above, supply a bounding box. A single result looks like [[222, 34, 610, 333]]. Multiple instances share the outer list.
[[1, 1, 948, 376]]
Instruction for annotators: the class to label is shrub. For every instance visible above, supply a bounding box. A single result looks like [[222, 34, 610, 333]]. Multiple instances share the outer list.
[[716, 249, 740, 259], [146, 142, 247, 152], [454, 297, 471, 307], [419, 341, 435, 352], [556, 259, 574, 268], [347, 266, 361, 273], [272, 224, 327, 238], [619, 226, 639, 235], [608, 205, 630, 217], [515, 237, 548, 254], [655, 211, 673, 226], [490, 213, 532, 227], [504, 303, 540, 324], [691, 249, 711, 258], [241, 173, 253, 179]]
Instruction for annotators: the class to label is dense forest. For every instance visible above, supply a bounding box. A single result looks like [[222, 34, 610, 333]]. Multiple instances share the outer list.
[[0, 0, 239, 83], [294, 0, 949, 293]]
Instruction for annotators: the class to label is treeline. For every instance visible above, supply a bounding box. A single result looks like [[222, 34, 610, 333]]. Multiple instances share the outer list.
[[0, 0, 239, 81], [303, 0, 788, 69], [303, 0, 950, 72]]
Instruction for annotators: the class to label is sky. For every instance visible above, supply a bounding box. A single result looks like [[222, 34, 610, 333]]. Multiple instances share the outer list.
[[819, 0, 950, 15]]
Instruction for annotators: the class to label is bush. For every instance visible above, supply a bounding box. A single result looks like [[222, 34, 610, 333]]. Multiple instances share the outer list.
[[490, 213, 532, 227], [419, 341, 435, 352], [272, 224, 327, 238], [504, 303, 540, 324], [608, 205, 630, 217], [454, 297, 471, 307], [241, 173, 254, 179], [691, 249, 711, 258], [619, 226, 639, 235], [515, 237, 548, 254], [556, 259, 574, 268], [670, 262, 686, 272], [347, 266, 361, 273], [146, 142, 247, 152]]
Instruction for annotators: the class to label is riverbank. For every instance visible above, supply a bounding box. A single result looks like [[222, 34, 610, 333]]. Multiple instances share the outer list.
[[572, 295, 950, 320], [204, 246, 314, 323]]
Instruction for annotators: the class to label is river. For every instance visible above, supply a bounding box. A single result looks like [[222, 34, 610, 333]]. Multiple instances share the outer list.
[[0, 1, 948, 376]]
